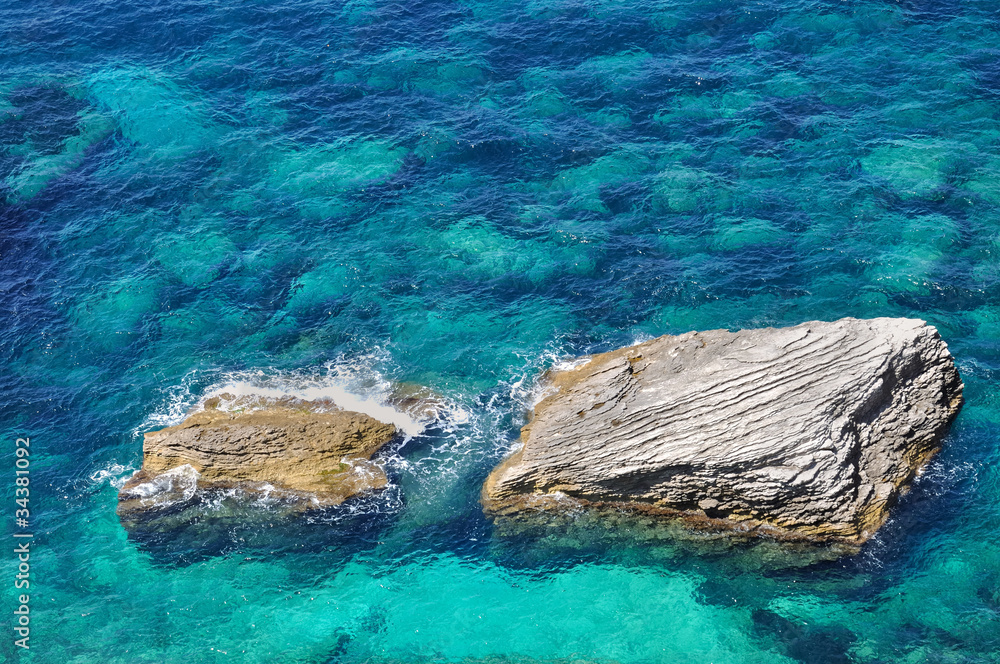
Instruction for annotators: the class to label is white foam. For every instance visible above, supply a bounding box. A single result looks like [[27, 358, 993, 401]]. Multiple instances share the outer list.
[[552, 355, 592, 372], [137, 356, 436, 439], [88, 463, 137, 490], [203, 379, 423, 436], [913, 459, 979, 497], [127, 343, 598, 518], [127, 464, 200, 502]]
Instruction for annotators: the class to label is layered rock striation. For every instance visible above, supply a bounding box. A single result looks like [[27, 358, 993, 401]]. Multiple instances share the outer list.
[[119, 394, 397, 518], [482, 318, 963, 545]]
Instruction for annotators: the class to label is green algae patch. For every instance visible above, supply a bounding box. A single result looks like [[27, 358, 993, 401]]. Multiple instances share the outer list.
[[544, 146, 654, 212], [85, 66, 224, 160], [861, 139, 959, 199], [842, 212, 961, 296], [654, 91, 757, 124], [413, 126, 457, 162], [761, 72, 812, 98], [285, 262, 359, 314], [415, 61, 487, 97], [792, 11, 857, 39], [739, 155, 787, 183], [645, 293, 785, 338], [549, 148, 651, 192], [158, 303, 220, 340], [521, 89, 572, 119], [807, 273, 857, 302], [359, 47, 486, 98], [650, 166, 717, 214], [365, 47, 424, 90], [815, 79, 874, 107], [901, 214, 961, 252], [159, 296, 258, 346], [866, 246, 943, 295], [713, 217, 787, 251], [968, 306, 1000, 340], [338, 0, 377, 25], [269, 138, 407, 218], [71, 273, 166, 348], [654, 95, 718, 122], [0, 84, 14, 119], [750, 31, 778, 50], [243, 90, 290, 129], [424, 216, 595, 286], [574, 50, 653, 89], [971, 253, 1000, 285], [154, 231, 238, 289], [961, 158, 1000, 204], [583, 106, 631, 128], [436, 217, 535, 280], [6, 110, 113, 202]]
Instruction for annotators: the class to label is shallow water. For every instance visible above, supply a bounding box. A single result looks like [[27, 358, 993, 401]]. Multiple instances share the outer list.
[[2, 0, 1000, 662]]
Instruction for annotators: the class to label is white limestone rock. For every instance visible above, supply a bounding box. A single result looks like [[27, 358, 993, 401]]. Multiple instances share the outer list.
[[482, 318, 963, 545]]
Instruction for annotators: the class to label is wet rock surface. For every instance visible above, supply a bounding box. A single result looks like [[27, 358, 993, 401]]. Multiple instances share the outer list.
[[483, 318, 963, 546]]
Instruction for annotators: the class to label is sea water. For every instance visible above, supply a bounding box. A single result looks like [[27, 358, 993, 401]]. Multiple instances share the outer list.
[[1, 0, 999, 661]]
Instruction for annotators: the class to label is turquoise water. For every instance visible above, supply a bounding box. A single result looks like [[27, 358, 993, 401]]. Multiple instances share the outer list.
[[2, 0, 1000, 661]]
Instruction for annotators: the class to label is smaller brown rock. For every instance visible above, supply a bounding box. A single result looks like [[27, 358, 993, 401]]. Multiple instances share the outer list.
[[118, 393, 397, 519]]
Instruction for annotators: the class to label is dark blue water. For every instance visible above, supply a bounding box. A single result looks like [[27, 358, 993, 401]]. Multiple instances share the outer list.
[[2, 0, 1000, 661]]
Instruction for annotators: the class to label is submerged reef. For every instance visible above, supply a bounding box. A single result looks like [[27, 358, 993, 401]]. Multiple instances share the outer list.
[[483, 318, 963, 547]]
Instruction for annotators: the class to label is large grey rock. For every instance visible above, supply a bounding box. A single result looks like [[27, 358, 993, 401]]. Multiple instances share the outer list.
[[482, 318, 963, 545]]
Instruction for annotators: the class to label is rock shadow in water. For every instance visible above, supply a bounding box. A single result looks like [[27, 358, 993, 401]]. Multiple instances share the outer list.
[[487, 507, 858, 576], [751, 609, 856, 664], [122, 486, 402, 567]]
